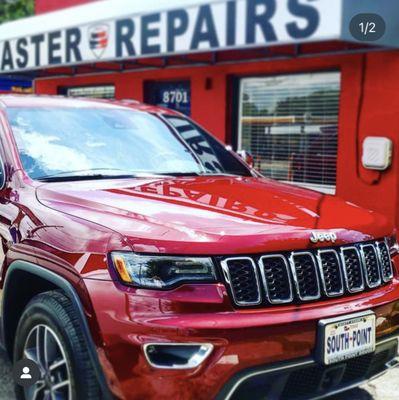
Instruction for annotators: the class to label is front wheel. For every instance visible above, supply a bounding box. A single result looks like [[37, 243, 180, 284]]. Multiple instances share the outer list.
[[13, 290, 101, 400]]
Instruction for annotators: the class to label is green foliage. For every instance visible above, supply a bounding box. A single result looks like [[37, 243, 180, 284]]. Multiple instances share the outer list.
[[0, 0, 34, 24]]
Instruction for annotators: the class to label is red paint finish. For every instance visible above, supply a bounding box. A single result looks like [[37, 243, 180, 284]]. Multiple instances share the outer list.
[[35, 50, 399, 233], [85, 278, 399, 399], [0, 96, 398, 399], [37, 176, 390, 255], [35, 0, 95, 14]]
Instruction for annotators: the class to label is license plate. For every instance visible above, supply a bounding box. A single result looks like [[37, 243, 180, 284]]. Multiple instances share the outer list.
[[318, 311, 376, 365]]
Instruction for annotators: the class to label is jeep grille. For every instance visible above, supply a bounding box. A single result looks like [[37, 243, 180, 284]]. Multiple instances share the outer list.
[[221, 240, 394, 307]]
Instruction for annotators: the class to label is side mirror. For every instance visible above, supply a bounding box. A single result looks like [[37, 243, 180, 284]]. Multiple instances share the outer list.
[[237, 150, 254, 168]]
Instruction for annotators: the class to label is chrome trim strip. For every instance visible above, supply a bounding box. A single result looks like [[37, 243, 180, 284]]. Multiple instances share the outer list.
[[221, 239, 391, 308], [316, 249, 344, 297], [143, 343, 213, 370], [376, 240, 394, 282], [222, 335, 399, 400], [360, 243, 382, 288], [289, 251, 321, 301], [258, 255, 293, 304], [221, 257, 262, 306], [339, 246, 365, 293]]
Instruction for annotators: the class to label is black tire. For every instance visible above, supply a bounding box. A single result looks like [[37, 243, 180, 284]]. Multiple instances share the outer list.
[[13, 290, 101, 400]]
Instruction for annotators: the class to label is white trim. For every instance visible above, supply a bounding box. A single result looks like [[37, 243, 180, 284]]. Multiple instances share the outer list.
[[0, 0, 220, 40]]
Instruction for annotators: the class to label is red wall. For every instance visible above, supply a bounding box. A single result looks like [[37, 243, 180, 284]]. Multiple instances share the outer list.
[[35, 51, 399, 231], [35, 0, 95, 14]]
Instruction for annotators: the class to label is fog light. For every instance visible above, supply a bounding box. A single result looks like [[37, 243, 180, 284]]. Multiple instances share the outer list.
[[143, 343, 213, 369]]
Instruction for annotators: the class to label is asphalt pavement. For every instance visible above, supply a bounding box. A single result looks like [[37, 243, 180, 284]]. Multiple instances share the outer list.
[[0, 350, 16, 399], [0, 349, 398, 399]]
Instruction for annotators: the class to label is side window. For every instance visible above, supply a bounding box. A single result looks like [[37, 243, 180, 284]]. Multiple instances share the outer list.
[[165, 116, 251, 176]]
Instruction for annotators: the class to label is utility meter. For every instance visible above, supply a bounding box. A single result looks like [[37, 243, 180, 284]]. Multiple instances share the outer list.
[[362, 137, 392, 171]]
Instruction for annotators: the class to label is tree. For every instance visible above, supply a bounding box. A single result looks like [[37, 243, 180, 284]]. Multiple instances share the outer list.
[[0, 0, 34, 24]]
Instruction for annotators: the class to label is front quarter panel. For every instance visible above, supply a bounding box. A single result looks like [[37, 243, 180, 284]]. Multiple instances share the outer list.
[[14, 182, 131, 280]]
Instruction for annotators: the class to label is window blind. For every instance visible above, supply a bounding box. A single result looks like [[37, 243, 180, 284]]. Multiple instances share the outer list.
[[66, 85, 115, 99], [238, 72, 341, 194]]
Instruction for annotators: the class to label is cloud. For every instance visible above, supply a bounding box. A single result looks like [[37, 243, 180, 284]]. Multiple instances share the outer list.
[[14, 127, 92, 173]]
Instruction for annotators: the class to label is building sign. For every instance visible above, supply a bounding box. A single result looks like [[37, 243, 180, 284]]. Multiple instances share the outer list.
[[0, 0, 341, 73], [10, 86, 33, 94], [144, 81, 191, 115], [59, 85, 115, 99], [0, 77, 32, 93]]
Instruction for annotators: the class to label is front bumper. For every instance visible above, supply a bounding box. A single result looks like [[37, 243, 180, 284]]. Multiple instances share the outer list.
[[217, 335, 399, 400], [84, 278, 399, 400]]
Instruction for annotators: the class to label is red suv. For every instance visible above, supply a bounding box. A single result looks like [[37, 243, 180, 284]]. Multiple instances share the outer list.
[[0, 96, 398, 400]]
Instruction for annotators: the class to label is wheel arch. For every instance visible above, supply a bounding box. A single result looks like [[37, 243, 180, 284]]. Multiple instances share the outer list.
[[1, 260, 112, 399]]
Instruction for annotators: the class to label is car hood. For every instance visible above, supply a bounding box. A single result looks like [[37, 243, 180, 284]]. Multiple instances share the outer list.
[[36, 176, 391, 254]]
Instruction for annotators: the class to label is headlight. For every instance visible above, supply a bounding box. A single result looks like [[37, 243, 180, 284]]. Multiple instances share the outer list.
[[110, 252, 217, 289]]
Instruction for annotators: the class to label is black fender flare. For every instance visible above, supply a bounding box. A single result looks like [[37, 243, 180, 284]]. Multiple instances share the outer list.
[[2, 260, 113, 399]]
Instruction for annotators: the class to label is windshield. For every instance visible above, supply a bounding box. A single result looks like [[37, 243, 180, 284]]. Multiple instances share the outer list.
[[6, 107, 250, 181]]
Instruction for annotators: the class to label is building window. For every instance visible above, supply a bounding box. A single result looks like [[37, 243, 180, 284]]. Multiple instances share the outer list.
[[238, 72, 341, 194], [60, 85, 115, 99], [144, 81, 191, 116]]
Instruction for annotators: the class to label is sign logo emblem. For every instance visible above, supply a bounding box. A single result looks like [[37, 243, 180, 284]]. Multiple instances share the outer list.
[[310, 231, 337, 244], [88, 24, 109, 59]]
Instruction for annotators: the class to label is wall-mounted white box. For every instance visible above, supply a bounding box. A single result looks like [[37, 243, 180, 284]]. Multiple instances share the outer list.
[[362, 137, 392, 171]]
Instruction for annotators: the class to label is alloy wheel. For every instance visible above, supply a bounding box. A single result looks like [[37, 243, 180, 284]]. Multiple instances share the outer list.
[[23, 324, 72, 400]]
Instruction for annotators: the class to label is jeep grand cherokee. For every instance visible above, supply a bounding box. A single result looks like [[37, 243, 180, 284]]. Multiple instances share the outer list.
[[0, 96, 397, 400]]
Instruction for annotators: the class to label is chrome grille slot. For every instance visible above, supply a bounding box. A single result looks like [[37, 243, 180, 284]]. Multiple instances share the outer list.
[[259, 255, 293, 304], [317, 250, 344, 296], [221, 239, 393, 307], [376, 241, 393, 282], [221, 257, 261, 306], [341, 247, 364, 293], [289, 252, 320, 301], [360, 244, 381, 288]]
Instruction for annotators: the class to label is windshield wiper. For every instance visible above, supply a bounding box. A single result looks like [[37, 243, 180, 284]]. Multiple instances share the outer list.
[[158, 172, 242, 177], [37, 174, 140, 183], [35, 168, 162, 182], [151, 172, 242, 177], [36, 168, 243, 182], [36, 168, 140, 180], [150, 172, 201, 177]]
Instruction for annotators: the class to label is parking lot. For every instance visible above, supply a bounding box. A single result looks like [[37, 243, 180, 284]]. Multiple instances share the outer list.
[[0, 349, 398, 400]]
